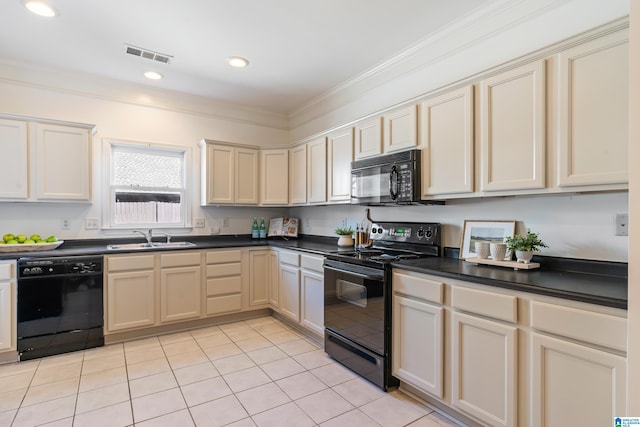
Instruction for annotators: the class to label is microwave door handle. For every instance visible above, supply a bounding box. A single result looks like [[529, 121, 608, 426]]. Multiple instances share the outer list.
[[389, 165, 398, 200]]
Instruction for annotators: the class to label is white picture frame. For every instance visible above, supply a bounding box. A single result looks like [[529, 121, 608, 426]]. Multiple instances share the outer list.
[[460, 220, 516, 259]]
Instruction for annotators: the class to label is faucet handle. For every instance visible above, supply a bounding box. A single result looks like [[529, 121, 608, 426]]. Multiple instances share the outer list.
[[158, 232, 171, 243]]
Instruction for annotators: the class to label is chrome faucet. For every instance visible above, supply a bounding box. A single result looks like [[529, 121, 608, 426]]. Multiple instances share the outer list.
[[133, 229, 153, 245], [157, 232, 172, 243]]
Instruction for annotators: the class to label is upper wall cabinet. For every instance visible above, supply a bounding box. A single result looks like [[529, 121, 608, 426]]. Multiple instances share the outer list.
[[260, 149, 289, 205], [479, 60, 546, 192], [306, 138, 327, 204], [556, 30, 628, 188], [289, 144, 307, 205], [0, 116, 93, 202], [327, 128, 353, 203], [201, 141, 258, 205], [354, 117, 383, 159], [420, 86, 474, 197], [383, 105, 418, 154]]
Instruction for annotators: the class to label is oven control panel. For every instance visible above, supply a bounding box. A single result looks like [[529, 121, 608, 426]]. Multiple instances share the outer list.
[[369, 222, 440, 245]]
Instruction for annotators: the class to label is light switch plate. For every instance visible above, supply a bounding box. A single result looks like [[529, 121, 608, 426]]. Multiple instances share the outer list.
[[615, 213, 628, 236], [85, 218, 99, 230]]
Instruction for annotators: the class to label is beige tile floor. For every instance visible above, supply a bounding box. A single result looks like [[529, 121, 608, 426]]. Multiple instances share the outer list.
[[0, 316, 464, 427]]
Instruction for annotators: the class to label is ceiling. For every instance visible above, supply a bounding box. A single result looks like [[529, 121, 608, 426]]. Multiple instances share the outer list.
[[0, 0, 495, 115]]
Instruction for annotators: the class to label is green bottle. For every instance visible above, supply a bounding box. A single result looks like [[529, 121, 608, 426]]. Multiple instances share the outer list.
[[259, 218, 266, 239], [251, 218, 259, 239]]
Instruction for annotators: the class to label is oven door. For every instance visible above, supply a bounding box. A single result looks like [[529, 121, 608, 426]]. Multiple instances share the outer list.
[[323, 259, 386, 355]]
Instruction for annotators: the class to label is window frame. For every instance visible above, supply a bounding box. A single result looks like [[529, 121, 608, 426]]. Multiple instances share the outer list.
[[102, 138, 192, 230]]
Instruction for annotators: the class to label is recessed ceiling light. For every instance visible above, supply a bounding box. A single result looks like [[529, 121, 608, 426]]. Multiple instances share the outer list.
[[227, 56, 249, 68], [23, 0, 56, 17], [144, 71, 163, 80]]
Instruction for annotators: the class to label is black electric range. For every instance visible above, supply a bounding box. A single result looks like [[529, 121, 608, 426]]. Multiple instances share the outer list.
[[323, 221, 441, 390]]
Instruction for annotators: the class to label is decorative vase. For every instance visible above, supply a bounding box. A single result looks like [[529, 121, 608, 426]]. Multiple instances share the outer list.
[[337, 235, 354, 247], [515, 250, 534, 264]]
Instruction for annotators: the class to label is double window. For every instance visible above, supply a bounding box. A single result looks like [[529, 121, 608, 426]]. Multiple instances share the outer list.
[[106, 139, 190, 228]]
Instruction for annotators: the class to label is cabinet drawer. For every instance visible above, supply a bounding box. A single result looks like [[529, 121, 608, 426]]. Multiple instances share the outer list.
[[108, 255, 155, 272], [392, 271, 443, 304], [451, 286, 517, 323], [206, 250, 241, 264], [301, 255, 323, 273], [0, 262, 14, 280], [207, 277, 242, 296], [207, 294, 242, 315], [160, 251, 201, 268], [279, 251, 300, 266], [206, 263, 241, 277], [530, 300, 627, 352]]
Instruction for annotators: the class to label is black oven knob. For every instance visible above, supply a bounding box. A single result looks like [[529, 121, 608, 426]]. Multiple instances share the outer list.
[[425, 229, 433, 238], [416, 228, 424, 239], [377, 228, 384, 234]]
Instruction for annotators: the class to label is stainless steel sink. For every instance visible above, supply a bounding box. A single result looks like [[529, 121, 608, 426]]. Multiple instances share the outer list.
[[107, 241, 196, 250]]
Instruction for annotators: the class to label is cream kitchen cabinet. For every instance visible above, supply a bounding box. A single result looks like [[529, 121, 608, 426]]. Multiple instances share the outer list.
[[200, 141, 258, 205], [530, 300, 627, 426], [299, 254, 324, 337], [260, 149, 289, 205], [327, 129, 353, 203], [420, 86, 474, 197], [0, 117, 93, 202], [205, 249, 243, 316], [392, 270, 444, 398], [159, 252, 201, 323], [479, 60, 546, 192], [106, 254, 156, 332], [383, 105, 418, 153], [556, 29, 629, 188], [0, 261, 16, 355], [289, 144, 307, 205], [354, 117, 383, 159], [306, 138, 327, 204], [248, 249, 270, 307], [278, 250, 301, 322], [268, 250, 280, 309]]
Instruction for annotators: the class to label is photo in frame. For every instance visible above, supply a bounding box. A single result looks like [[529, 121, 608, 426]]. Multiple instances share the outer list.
[[460, 220, 516, 259]]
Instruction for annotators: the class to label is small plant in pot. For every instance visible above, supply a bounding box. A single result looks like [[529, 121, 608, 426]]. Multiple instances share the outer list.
[[504, 229, 548, 264], [335, 219, 354, 247]]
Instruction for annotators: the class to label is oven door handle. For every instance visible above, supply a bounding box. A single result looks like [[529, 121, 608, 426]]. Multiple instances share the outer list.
[[323, 265, 383, 281]]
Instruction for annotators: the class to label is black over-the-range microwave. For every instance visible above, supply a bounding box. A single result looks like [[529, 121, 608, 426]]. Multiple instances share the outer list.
[[350, 149, 442, 205]]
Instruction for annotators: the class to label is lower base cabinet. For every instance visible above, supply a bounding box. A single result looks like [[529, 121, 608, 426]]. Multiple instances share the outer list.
[[160, 252, 201, 323], [205, 250, 242, 316], [279, 263, 300, 322], [300, 255, 324, 336], [0, 261, 16, 354]]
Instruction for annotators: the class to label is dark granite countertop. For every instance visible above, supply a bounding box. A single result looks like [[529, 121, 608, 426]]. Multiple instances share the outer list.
[[0, 235, 627, 309]]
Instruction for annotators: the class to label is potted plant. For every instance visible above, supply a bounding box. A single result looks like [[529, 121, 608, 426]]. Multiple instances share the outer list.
[[335, 219, 354, 247], [504, 229, 548, 264]]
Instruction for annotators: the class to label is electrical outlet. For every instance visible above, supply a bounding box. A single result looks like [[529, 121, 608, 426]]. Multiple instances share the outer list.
[[85, 218, 99, 230], [223, 217, 229, 227], [61, 218, 71, 230], [615, 213, 628, 236], [194, 217, 205, 228]]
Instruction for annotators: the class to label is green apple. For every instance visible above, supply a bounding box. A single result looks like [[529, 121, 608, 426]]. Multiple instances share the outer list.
[[16, 234, 27, 243], [0, 241, 5, 245], [30, 234, 41, 242], [23, 239, 35, 244], [46, 235, 58, 243], [3, 234, 15, 243], [36, 240, 48, 244], [6, 239, 18, 245]]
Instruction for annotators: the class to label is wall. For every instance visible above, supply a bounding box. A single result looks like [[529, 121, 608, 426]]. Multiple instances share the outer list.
[[291, 191, 628, 262]]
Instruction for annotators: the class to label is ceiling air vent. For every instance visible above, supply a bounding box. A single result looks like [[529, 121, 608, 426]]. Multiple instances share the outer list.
[[124, 44, 173, 64]]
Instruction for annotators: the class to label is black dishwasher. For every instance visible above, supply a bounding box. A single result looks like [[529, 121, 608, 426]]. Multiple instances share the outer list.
[[17, 255, 104, 360]]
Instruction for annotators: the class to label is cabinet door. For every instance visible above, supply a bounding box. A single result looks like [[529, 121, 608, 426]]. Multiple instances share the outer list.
[[107, 270, 156, 332], [531, 332, 626, 427], [327, 129, 354, 202], [160, 266, 201, 323], [249, 251, 270, 307], [260, 149, 289, 205], [383, 105, 418, 153], [307, 138, 327, 204], [33, 123, 91, 201], [392, 295, 443, 398], [300, 269, 324, 336], [451, 311, 517, 427], [279, 264, 300, 322], [268, 251, 280, 309], [204, 144, 234, 204], [235, 147, 258, 204], [479, 60, 546, 192], [0, 119, 28, 200], [557, 31, 629, 187], [0, 281, 13, 351], [354, 117, 383, 159], [421, 86, 474, 196], [289, 144, 307, 204]]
